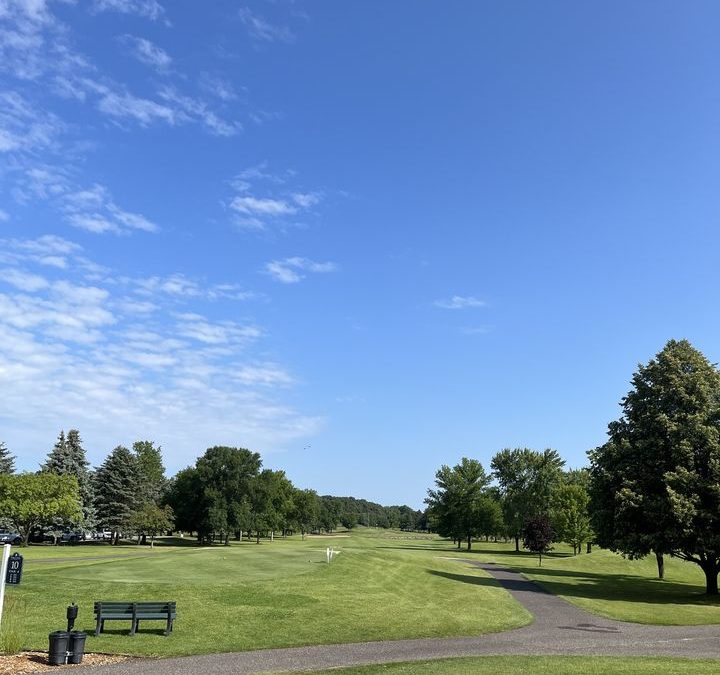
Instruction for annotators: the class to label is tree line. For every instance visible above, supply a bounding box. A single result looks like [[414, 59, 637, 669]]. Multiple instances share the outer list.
[[427, 339, 720, 595], [0, 436, 423, 546], [425, 452, 592, 557]]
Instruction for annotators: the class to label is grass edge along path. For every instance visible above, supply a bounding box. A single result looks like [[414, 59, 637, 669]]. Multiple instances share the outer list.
[[267, 655, 720, 675]]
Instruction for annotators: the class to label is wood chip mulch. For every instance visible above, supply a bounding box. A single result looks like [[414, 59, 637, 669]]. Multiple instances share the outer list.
[[0, 652, 129, 673]]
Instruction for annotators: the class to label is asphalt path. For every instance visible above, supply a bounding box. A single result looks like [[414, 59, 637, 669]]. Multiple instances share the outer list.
[[75, 559, 720, 674]]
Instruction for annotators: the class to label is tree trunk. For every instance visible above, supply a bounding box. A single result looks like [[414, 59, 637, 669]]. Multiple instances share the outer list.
[[225, 533, 230, 546], [515, 536, 520, 552], [301, 529, 305, 541], [456, 539, 461, 550], [655, 551, 665, 580], [702, 562, 719, 595], [467, 533, 472, 551], [586, 542, 592, 553], [256, 532, 260, 544]]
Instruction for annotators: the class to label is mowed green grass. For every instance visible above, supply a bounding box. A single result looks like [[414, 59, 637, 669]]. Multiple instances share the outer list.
[[276, 656, 720, 675], [6, 530, 530, 656], [432, 540, 720, 625]]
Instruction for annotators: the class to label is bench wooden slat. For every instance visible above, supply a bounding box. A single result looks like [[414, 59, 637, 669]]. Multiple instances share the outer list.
[[94, 601, 176, 637]]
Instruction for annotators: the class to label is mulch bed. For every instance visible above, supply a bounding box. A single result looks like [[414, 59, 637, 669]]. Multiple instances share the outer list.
[[0, 652, 129, 673]]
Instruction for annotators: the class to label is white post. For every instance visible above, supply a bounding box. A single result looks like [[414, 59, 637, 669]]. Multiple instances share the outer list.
[[0, 544, 11, 635], [326, 547, 330, 563]]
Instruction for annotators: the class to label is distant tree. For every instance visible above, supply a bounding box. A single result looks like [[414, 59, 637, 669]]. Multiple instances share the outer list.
[[318, 499, 339, 533], [94, 446, 139, 544], [0, 473, 82, 545], [551, 481, 592, 555], [523, 514, 554, 566], [42, 429, 96, 529], [133, 441, 167, 505], [491, 448, 565, 551], [164, 467, 203, 536], [292, 489, 320, 539], [472, 494, 505, 542], [340, 511, 358, 530], [589, 339, 720, 593], [0, 442, 15, 474], [127, 503, 174, 547], [426, 458, 492, 550]]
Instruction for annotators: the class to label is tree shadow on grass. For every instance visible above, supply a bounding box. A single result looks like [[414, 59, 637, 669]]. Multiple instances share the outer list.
[[379, 544, 574, 559], [434, 560, 720, 607]]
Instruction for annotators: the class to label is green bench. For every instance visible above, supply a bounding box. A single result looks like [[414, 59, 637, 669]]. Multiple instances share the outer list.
[[94, 601, 176, 636]]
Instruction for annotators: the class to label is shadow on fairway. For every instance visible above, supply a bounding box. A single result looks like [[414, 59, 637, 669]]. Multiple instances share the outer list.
[[431, 560, 720, 607], [428, 569, 552, 596]]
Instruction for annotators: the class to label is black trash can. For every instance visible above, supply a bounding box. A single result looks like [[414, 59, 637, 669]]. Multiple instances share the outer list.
[[48, 630, 69, 666], [68, 631, 87, 664]]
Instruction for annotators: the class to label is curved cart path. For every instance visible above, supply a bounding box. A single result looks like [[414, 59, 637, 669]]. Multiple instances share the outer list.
[[76, 560, 720, 674]]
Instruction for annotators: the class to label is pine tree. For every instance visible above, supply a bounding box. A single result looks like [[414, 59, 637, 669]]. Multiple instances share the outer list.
[[133, 441, 167, 505], [0, 442, 15, 474], [94, 446, 139, 544], [42, 429, 96, 529]]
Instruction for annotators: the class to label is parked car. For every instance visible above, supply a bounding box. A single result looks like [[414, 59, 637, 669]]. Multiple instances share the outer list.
[[61, 531, 86, 543], [0, 531, 23, 545]]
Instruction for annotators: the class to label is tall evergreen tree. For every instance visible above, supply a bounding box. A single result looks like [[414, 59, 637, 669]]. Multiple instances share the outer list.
[[133, 441, 167, 505], [94, 446, 139, 544], [0, 442, 15, 474], [43, 429, 96, 529]]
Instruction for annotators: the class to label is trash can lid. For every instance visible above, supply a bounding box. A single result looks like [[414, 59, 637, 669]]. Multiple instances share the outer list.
[[70, 631, 87, 637], [49, 631, 70, 637]]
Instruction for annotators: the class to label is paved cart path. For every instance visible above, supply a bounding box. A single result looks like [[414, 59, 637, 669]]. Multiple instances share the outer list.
[[76, 560, 720, 674]]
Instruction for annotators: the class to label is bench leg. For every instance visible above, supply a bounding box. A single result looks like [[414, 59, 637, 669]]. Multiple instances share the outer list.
[[165, 617, 172, 636], [95, 617, 101, 637]]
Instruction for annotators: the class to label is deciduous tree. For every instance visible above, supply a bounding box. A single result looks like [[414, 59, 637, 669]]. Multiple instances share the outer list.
[[0, 473, 82, 545], [589, 339, 720, 593]]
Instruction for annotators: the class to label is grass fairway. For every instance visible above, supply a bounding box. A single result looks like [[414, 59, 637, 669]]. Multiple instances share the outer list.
[[278, 656, 720, 675], [433, 541, 720, 625], [6, 530, 530, 656]]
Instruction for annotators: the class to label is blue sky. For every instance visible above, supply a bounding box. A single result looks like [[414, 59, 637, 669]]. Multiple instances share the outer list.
[[1, 1, 719, 508]]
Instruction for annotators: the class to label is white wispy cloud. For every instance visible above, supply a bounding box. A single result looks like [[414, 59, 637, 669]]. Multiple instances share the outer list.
[[434, 295, 486, 310], [0, 91, 64, 154], [264, 257, 338, 284], [0, 235, 320, 471], [226, 165, 322, 232], [120, 35, 172, 70], [157, 85, 241, 136], [238, 7, 295, 44], [92, 0, 166, 22], [0, 209, 9, 221], [12, 171, 158, 236]]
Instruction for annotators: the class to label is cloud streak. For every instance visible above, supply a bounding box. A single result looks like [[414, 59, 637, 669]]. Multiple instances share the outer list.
[[264, 257, 338, 284], [434, 295, 486, 310]]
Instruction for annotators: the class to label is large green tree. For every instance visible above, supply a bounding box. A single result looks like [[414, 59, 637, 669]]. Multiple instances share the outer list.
[[0, 442, 15, 474], [491, 448, 565, 551], [426, 457, 492, 550], [0, 473, 82, 545], [589, 339, 720, 593], [42, 429, 96, 529], [165, 446, 262, 544], [292, 489, 320, 539], [94, 446, 139, 544]]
